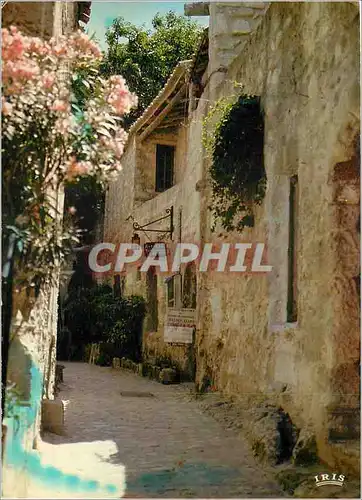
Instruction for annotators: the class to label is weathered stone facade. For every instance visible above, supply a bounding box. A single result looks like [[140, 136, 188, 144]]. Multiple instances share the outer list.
[[104, 60, 202, 378], [199, 1, 360, 473], [2, 1, 79, 38], [104, 1, 360, 472], [2, 3, 84, 497]]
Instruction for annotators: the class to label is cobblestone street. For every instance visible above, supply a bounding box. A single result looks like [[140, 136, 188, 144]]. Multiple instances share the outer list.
[[34, 362, 284, 498]]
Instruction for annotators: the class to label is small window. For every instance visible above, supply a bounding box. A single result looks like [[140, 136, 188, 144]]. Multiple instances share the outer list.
[[182, 263, 197, 309], [156, 144, 175, 192], [167, 276, 175, 307], [287, 175, 298, 322]]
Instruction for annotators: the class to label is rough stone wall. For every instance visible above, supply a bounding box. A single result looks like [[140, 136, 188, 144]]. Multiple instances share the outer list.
[[2, 3, 79, 497], [196, 1, 360, 471], [102, 0, 359, 470], [104, 137, 137, 243], [2, 1, 78, 38], [3, 2, 55, 38]]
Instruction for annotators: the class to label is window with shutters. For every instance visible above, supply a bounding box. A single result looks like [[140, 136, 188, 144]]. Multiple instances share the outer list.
[[155, 144, 175, 192]]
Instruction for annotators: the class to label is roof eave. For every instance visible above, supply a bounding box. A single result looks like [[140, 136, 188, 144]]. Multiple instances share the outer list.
[[129, 60, 192, 137]]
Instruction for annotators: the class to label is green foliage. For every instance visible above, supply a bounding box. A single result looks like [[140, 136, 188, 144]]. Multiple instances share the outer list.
[[63, 285, 146, 363], [94, 343, 116, 367], [202, 94, 266, 232], [102, 11, 203, 124]]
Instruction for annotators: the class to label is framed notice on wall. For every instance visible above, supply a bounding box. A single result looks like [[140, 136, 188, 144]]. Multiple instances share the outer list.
[[164, 308, 196, 344]]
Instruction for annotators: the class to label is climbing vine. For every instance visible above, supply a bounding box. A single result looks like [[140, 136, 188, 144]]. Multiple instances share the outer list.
[[202, 94, 266, 232]]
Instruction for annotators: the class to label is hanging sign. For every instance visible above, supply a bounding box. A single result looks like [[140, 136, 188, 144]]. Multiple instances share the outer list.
[[164, 308, 196, 344]]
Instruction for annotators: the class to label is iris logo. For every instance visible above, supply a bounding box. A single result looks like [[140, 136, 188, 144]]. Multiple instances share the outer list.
[[314, 473, 345, 487]]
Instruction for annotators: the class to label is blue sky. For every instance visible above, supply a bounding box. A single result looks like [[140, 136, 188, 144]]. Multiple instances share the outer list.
[[87, 1, 209, 49]]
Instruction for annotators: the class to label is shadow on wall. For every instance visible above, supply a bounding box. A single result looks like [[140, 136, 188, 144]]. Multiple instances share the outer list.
[[3, 338, 121, 497]]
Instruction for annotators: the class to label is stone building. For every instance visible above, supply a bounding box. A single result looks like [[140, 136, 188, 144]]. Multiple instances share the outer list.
[[103, 58, 201, 377], [104, 1, 360, 472], [2, 2, 90, 497]]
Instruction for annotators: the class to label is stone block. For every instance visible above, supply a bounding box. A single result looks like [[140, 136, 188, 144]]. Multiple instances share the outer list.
[[112, 358, 121, 369], [154, 366, 161, 380], [41, 399, 65, 436], [248, 407, 298, 465], [151, 366, 158, 379], [141, 363, 149, 377], [292, 427, 318, 465], [159, 368, 177, 384], [55, 364, 65, 383]]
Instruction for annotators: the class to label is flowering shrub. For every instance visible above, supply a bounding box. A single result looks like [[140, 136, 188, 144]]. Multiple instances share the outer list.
[[2, 27, 137, 288]]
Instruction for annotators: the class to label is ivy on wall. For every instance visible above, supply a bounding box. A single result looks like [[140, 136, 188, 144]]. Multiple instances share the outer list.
[[202, 94, 266, 232]]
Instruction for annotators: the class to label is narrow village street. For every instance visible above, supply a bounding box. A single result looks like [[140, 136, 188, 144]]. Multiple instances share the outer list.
[[37, 363, 284, 498], [2, 3, 360, 498]]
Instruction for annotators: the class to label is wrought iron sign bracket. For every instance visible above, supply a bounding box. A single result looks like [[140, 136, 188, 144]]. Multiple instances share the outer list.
[[133, 207, 174, 240]]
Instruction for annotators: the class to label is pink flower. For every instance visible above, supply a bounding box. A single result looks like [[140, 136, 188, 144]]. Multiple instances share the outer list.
[[68, 206, 77, 215], [2, 98, 12, 116], [2, 26, 133, 189], [106, 75, 138, 115], [66, 159, 92, 180], [73, 161, 91, 177], [52, 44, 68, 57], [43, 72, 55, 89], [100, 136, 110, 147], [3, 59, 40, 84], [51, 100, 69, 113], [2, 28, 26, 60], [55, 117, 71, 135], [70, 31, 102, 60], [113, 141, 125, 158], [28, 37, 48, 56]]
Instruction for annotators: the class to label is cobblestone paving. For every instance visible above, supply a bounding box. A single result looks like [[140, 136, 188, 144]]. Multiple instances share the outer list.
[[40, 362, 285, 498]]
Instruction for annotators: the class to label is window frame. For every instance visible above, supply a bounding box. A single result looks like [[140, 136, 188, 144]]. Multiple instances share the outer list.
[[287, 175, 298, 323], [155, 143, 175, 193], [167, 276, 175, 308]]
